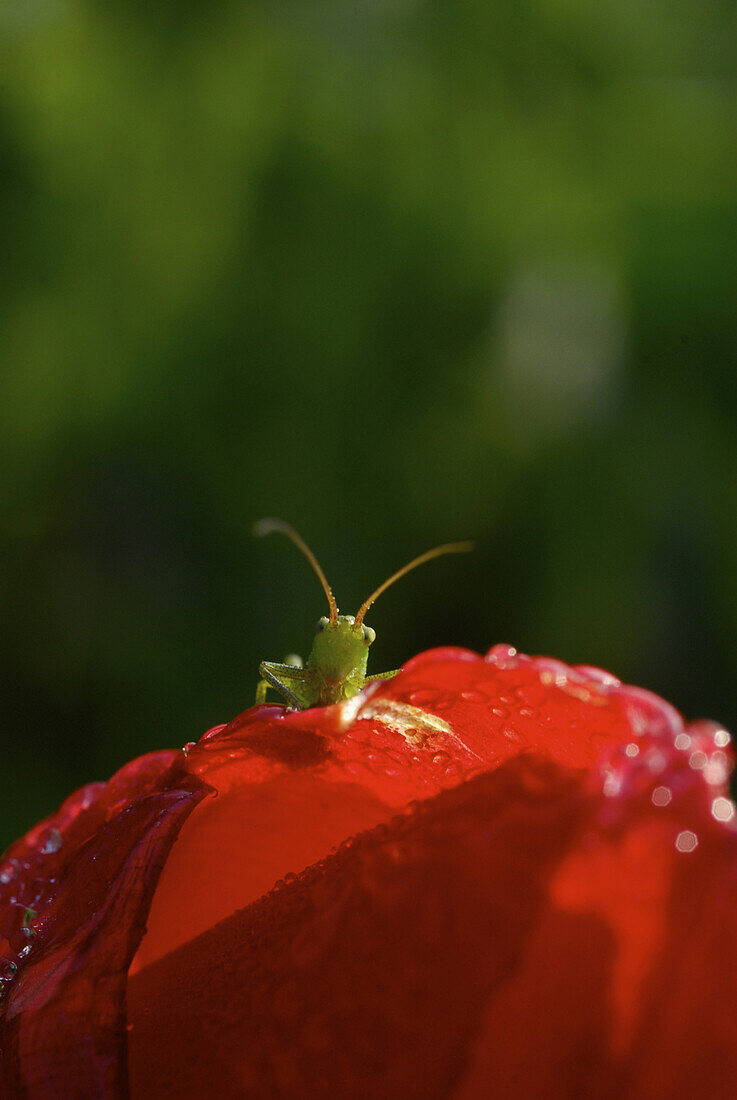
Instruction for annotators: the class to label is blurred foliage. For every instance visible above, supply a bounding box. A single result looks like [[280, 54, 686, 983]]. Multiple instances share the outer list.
[[1, 0, 736, 845]]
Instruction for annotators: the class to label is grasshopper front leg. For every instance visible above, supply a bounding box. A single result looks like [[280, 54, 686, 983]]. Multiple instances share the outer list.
[[363, 669, 400, 685], [256, 661, 316, 709]]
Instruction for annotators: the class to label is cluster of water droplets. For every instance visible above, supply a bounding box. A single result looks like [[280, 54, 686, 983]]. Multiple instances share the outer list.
[[596, 696, 734, 853], [473, 645, 736, 850], [339, 702, 479, 793], [483, 646, 737, 841], [0, 824, 64, 1003]]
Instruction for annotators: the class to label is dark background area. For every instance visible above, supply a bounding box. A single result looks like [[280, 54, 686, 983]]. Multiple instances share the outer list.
[[1, 1, 736, 846]]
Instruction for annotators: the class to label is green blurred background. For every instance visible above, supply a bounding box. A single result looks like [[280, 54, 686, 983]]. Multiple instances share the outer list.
[[1, 1, 736, 847]]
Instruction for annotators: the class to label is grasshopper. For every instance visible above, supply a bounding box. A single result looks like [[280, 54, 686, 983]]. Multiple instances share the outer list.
[[254, 518, 472, 710]]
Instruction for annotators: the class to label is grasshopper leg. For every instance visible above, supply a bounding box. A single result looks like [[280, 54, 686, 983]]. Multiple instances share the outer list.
[[257, 661, 312, 709], [363, 669, 400, 685]]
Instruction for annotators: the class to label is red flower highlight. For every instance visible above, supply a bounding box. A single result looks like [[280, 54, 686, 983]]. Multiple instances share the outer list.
[[1, 645, 735, 1098]]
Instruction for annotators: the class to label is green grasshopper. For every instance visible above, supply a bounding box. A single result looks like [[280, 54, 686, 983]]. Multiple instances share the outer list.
[[253, 518, 472, 710]]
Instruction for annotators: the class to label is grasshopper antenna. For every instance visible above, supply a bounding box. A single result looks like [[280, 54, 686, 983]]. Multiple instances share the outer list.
[[353, 540, 474, 629], [253, 518, 339, 624]]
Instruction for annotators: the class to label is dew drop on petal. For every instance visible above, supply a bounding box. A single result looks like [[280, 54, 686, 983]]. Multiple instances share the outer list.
[[502, 725, 523, 744], [39, 828, 63, 855], [484, 643, 517, 665], [0, 958, 18, 981], [461, 691, 486, 704], [201, 724, 228, 742], [0, 861, 19, 885], [675, 830, 698, 853], [625, 743, 639, 758], [409, 690, 442, 707], [576, 666, 620, 688]]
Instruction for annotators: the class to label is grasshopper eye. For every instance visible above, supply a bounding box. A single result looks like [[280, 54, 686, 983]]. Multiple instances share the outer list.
[[316, 616, 330, 633], [362, 625, 376, 645]]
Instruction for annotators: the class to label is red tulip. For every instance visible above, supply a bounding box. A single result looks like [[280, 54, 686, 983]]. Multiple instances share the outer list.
[[1, 645, 735, 1098]]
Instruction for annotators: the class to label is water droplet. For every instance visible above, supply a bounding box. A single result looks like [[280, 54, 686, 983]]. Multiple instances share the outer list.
[[712, 797, 735, 823], [432, 751, 451, 766], [0, 959, 17, 981], [576, 666, 620, 688], [201, 723, 227, 742], [674, 733, 691, 751], [409, 690, 441, 707], [625, 743, 639, 758], [39, 828, 63, 855], [675, 830, 698, 853], [502, 725, 523, 743], [182, 741, 196, 756], [652, 786, 671, 807], [0, 860, 19, 885], [484, 644, 517, 666], [518, 707, 537, 719], [491, 707, 508, 719], [540, 670, 568, 688], [461, 691, 486, 704]]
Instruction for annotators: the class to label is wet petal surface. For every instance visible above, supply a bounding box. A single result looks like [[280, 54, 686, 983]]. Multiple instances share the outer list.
[[0, 646, 733, 1097]]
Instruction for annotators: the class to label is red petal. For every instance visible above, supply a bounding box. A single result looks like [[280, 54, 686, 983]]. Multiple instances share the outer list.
[[1, 647, 731, 1096], [128, 718, 737, 1098], [0, 753, 209, 1097]]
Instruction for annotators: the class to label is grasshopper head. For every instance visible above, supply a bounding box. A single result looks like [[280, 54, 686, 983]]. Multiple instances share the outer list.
[[308, 614, 375, 684]]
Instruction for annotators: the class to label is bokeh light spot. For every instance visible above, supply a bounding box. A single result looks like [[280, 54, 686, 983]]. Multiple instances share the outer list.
[[711, 797, 735, 823], [675, 830, 698, 853]]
